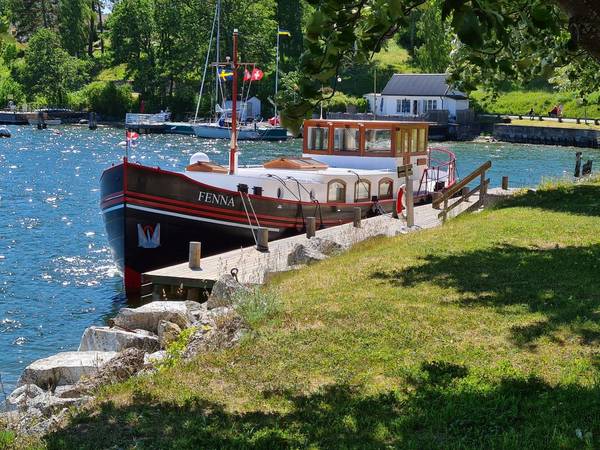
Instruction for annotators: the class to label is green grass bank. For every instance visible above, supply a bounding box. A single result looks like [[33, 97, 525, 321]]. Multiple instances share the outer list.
[[472, 90, 600, 119], [10, 178, 600, 449]]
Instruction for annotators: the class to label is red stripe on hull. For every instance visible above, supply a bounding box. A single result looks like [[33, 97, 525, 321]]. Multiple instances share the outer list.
[[124, 266, 142, 293]]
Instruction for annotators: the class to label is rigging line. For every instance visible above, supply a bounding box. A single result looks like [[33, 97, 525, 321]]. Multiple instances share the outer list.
[[266, 174, 300, 200], [193, 2, 218, 123], [244, 192, 261, 228], [239, 193, 258, 245]]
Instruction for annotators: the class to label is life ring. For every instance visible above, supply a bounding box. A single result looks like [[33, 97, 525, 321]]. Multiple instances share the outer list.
[[396, 186, 405, 214]]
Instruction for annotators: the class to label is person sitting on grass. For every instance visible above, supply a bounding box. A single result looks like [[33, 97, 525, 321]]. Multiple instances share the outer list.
[[528, 108, 535, 120], [549, 105, 559, 117]]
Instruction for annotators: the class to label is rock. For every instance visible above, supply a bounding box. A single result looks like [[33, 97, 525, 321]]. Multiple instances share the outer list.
[[185, 301, 207, 322], [288, 243, 327, 265], [183, 311, 247, 360], [157, 320, 182, 348], [310, 237, 345, 255], [207, 274, 250, 309], [75, 348, 146, 394], [18, 351, 117, 389], [112, 301, 194, 333], [143, 350, 167, 366], [78, 326, 160, 352], [5, 384, 44, 411]]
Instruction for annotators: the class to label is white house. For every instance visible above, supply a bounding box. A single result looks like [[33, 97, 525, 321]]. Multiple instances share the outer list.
[[364, 74, 469, 120]]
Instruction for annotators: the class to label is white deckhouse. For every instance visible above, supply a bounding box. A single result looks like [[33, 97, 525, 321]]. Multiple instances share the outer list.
[[364, 73, 470, 121]]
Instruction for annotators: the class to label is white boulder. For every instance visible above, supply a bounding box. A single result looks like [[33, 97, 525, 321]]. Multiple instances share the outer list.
[[78, 326, 159, 352], [112, 301, 194, 333], [17, 351, 117, 389]]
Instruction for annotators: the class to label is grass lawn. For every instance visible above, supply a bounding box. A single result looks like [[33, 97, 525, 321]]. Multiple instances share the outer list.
[[472, 90, 600, 120], [14, 179, 600, 449], [510, 119, 600, 131]]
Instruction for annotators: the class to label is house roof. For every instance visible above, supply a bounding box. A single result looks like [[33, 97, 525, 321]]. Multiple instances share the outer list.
[[380, 74, 468, 99]]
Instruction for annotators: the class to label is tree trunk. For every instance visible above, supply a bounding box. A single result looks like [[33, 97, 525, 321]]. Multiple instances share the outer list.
[[556, 0, 600, 62], [88, 11, 94, 56], [97, 0, 105, 54]]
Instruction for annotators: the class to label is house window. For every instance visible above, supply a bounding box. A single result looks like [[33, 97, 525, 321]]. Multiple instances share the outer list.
[[418, 128, 426, 152], [401, 99, 411, 114], [396, 100, 402, 113], [327, 179, 346, 203], [423, 99, 438, 112], [365, 129, 391, 153], [334, 128, 359, 152], [307, 127, 329, 151], [354, 179, 371, 202], [378, 178, 394, 199]]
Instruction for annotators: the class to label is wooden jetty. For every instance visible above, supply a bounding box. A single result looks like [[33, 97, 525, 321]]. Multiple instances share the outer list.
[[142, 161, 497, 301]]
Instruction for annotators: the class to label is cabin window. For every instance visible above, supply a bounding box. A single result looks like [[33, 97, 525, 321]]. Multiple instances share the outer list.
[[423, 99, 438, 112], [327, 179, 346, 203], [378, 178, 394, 199], [411, 128, 418, 152], [365, 129, 391, 153], [334, 128, 359, 152], [418, 128, 426, 152], [354, 179, 371, 202], [401, 130, 410, 153], [307, 127, 329, 151]]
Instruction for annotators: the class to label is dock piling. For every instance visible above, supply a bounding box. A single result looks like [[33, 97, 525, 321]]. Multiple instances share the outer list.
[[257, 227, 269, 252], [501, 176, 509, 190], [306, 217, 316, 238], [353, 207, 362, 228], [188, 242, 202, 269]]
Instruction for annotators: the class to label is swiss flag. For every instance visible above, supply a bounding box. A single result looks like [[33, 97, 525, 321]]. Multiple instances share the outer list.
[[244, 69, 252, 81], [251, 68, 264, 81], [126, 131, 139, 140]]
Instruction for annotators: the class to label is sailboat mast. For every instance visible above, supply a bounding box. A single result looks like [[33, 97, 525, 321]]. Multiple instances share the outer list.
[[274, 29, 280, 118], [214, 0, 221, 123], [229, 29, 239, 175]]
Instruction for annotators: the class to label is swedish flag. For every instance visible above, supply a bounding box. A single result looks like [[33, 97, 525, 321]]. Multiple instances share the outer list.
[[278, 29, 291, 37], [218, 68, 233, 81]]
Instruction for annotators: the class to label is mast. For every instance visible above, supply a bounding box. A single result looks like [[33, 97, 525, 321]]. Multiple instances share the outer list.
[[229, 30, 239, 175], [214, 0, 221, 123], [274, 29, 280, 118]]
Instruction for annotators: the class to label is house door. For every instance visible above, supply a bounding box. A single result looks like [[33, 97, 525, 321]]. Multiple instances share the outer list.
[[413, 100, 418, 116]]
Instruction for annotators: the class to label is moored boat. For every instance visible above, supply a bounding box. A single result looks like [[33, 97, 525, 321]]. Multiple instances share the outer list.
[[101, 31, 457, 293]]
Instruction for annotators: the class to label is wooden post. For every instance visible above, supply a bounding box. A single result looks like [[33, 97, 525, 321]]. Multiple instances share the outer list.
[[257, 227, 269, 252], [480, 171, 488, 205], [306, 216, 316, 238], [431, 191, 442, 209], [89, 112, 98, 130], [188, 241, 201, 269], [501, 176, 509, 190], [442, 197, 448, 223], [404, 169, 414, 227], [575, 152, 582, 177], [353, 207, 362, 228]]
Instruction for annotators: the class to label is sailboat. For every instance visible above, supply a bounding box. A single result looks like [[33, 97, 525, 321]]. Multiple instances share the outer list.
[[190, 0, 288, 141]]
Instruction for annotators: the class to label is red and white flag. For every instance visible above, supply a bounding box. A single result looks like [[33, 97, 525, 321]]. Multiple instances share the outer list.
[[251, 68, 264, 81], [126, 131, 139, 141], [244, 69, 252, 81]]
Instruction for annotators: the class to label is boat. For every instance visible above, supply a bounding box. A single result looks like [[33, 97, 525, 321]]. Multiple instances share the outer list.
[[100, 31, 457, 293], [0, 127, 10, 138], [192, 120, 288, 141]]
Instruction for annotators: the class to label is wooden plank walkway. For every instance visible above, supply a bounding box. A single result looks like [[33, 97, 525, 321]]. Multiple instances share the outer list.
[[142, 194, 480, 298]]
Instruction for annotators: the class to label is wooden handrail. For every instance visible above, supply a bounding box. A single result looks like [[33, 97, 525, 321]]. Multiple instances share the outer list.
[[432, 160, 492, 208]]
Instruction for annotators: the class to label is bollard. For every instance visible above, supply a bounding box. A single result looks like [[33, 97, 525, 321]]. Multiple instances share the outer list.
[[353, 207, 362, 228], [306, 216, 316, 238], [257, 227, 269, 252], [502, 176, 509, 190], [188, 241, 201, 269]]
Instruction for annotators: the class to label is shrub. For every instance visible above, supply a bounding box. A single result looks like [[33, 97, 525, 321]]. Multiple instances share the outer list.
[[0, 76, 24, 107], [74, 81, 133, 118], [234, 287, 281, 327], [322, 91, 368, 113]]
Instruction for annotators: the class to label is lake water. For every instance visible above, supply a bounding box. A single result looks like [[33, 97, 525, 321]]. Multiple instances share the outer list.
[[0, 125, 598, 392]]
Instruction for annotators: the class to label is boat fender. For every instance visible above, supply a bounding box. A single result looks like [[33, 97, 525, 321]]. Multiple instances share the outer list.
[[396, 185, 405, 215]]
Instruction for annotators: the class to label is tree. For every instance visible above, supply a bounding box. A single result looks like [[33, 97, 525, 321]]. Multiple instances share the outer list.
[[16, 28, 89, 105], [413, 0, 451, 73], [58, 0, 91, 56], [8, 0, 59, 41], [281, 0, 600, 131]]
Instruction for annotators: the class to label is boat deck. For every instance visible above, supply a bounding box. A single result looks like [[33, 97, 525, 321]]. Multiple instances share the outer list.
[[141, 195, 480, 298]]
